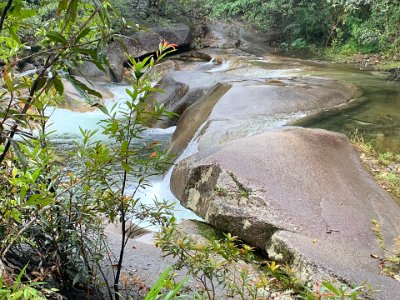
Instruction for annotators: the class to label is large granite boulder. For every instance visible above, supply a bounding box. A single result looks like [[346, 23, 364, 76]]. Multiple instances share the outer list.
[[169, 77, 358, 155], [153, 24, 193, 47], [203, 20, 279, 56], [71, 24, 192, 82], [69, 61, 108, 79], [171, 127, 400, 299], [149, 74, 189, 109], [107, 24, 192, 82]]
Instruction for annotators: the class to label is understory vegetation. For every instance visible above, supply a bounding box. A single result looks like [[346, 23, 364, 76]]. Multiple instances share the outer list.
[[0, 0, 176, 298], [156, 219, 371, 299], [352, 135, 400, 200], [352, 135, 400, 284]]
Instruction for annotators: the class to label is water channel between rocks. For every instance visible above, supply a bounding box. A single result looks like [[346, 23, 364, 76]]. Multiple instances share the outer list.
[[48, 50, 400, 228]]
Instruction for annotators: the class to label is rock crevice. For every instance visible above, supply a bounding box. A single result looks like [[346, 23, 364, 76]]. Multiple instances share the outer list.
[[171, 128, 400, 299]]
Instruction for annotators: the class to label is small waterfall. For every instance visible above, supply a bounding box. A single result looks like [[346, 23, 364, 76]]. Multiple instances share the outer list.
[[207, 60, 231, 73], [133, 122, 208, 228], [204, 57, 216, 66], [46, 83, 131, 139], [45, 82, 200, 230]]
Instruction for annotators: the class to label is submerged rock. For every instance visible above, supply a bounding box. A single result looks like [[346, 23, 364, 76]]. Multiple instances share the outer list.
[[171, 127, 400, 299]]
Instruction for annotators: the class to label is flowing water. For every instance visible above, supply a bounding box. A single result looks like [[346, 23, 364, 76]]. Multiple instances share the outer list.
[[49, 49, 400, 227], [47, 82, 200, 226], [212, 52, 400, 153]]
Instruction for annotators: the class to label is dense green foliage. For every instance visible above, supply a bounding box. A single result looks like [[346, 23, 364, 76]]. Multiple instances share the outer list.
[[0, 0, 177, 298], [205, 0, 400, 54], [124, 0, 399, 55]]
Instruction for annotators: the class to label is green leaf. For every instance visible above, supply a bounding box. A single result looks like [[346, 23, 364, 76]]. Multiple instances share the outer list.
[[76, 27, 92, 42], [25, 194, 52, 207], [11, 208, 21, 222], [46, 31, 67, 44], [145, 267, 171, 300], [121, 140, 129, 154], [67, 76, 102, 100], [98, 104, 109, 116], [322, 280, 340, 295], [72, 271, 82, 286], [121, 161, 131, 173], [164, 278, 187, 300], [66, 0, 78, 23], [57, 0, 69, 15], [3, 70, 13, 91], [74, 48, 97, 57], [13, 264, 28, 291], [35, 76, 47, 91], [20, 186, 27, 203], [53, 76, 64, 95], [31, 169, 41, 182], [9, 25, 19, 43]]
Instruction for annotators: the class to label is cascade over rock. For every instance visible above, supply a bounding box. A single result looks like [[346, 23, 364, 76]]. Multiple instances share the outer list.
[[164, 48, 400, 297]]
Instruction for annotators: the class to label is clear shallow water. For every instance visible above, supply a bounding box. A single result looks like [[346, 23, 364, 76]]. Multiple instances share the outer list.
[[246, 56, 400, 153], [303, 63, 400, 153]]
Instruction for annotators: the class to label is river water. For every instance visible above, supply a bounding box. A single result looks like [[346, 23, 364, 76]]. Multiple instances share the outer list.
[[47, 82, 200, 224], [213, 52, 400, 152], [304, 62, 400, 152], [47, 50, 400, 226]]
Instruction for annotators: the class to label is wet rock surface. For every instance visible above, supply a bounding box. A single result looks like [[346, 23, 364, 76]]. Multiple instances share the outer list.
[[61, 76, 114, 112], [171, 127, 400, 299], [155, 45, 400, 297], [106, 24, 192, 82], [168, 75, 358, 155]]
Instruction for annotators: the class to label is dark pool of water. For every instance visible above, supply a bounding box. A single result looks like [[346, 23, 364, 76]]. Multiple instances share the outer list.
[[303, 62, 400, 153]]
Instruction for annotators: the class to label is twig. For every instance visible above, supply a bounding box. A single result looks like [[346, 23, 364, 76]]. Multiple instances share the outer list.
[[0, 207, 45, 260], [0, 0, 13, 35]]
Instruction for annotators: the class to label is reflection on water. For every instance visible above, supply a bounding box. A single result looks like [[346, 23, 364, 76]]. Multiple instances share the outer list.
[[202, 51, 400, 153], [303, 62, 400, 153]]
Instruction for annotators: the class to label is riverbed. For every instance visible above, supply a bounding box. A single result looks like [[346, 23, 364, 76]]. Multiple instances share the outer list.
[[47, 48, 400, 227]]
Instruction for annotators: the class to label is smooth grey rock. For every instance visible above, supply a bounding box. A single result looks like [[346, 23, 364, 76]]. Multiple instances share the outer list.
[[153, 24, 192, 47], [203, 20, 278, 55], [70, 61, 107, 78], [106, 24, 192, 82], [61, 77, 114, 112], [150, 74, 189, 109], [168, 77, 357, 155], [20, 63, 36, 72], [171, 127, 400, 299]]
